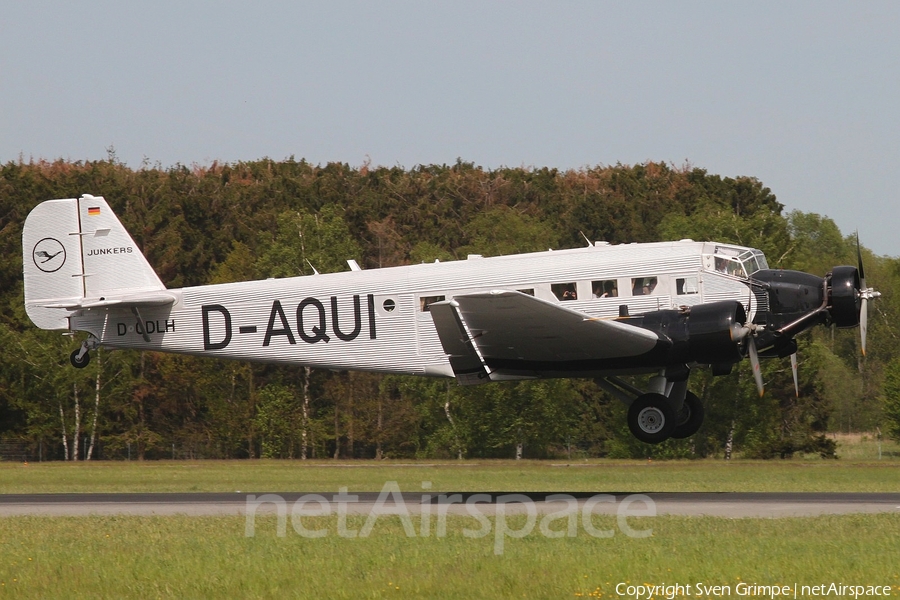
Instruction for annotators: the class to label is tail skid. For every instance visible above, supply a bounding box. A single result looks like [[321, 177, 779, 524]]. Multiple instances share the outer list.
[[23, 194, 171, 330]]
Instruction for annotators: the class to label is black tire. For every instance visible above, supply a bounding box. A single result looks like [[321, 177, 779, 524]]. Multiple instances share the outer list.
[[70, 349, 90, 369], [671, 391, 704, 439], [627, 393, 676, 444]]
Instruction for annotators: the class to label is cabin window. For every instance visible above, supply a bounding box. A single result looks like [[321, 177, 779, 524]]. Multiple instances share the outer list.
[[551, 283, 578, 301], [676, 277, 699, 295], [419, 295, 445, 312], [517, 288, 535, 296], [631, 277, 658, 296], [382, 299, 396, 312], [591, 280, 619, 298]]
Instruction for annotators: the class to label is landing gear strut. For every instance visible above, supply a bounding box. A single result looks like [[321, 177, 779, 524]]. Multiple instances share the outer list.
[[69, 336, 99, 369], [597, 371, 705, 444], [671, 391, 704, 439]]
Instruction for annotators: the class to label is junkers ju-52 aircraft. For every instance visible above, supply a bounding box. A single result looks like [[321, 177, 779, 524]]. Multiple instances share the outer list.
[[23, 195, 878, 444]]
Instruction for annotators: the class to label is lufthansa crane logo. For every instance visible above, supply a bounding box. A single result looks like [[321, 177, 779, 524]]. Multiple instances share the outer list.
[[32, 238, 66, 273]]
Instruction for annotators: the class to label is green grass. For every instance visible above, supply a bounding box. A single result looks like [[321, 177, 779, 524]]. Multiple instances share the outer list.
[[3, 442, 898, 598], [831, 433, 900, 461], [2, 458, 900, 494], [1, 513, 899, 599]]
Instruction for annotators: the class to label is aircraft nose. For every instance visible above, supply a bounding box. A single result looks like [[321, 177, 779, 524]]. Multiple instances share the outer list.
[[755, 269, 826, 317]]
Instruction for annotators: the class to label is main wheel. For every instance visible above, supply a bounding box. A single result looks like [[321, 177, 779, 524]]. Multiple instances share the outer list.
[[670, 391, 704, 439], [627, 393, 676, 444], [70, 349, 91, 369]]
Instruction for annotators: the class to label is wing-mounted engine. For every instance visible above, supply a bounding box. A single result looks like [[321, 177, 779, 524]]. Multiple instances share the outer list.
[[685, 301, 748, 364], [631, 300, 748, 366]]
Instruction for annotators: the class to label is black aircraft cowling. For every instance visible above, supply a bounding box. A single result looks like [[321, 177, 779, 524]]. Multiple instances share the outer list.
[[480, 301, 750, 376], [751, 269, 827, 332], [829, 265, 862, 328], [631, 300, 747, 366]]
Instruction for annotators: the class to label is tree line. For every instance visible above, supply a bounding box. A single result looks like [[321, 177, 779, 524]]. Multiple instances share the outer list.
[[1, 157, 899, 461]]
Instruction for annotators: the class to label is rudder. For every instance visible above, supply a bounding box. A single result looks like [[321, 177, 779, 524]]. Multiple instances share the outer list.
[[23, 194, 166, 330]]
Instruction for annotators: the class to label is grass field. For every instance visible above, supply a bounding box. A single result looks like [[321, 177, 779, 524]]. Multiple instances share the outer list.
[[2, 437, 898, 598], [1, 513, 899, 599], [828, 432, 899, 461], [2, 456, 900, 494]]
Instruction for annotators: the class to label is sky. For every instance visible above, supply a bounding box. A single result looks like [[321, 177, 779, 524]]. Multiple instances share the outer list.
[[3, 1, 899, 255]]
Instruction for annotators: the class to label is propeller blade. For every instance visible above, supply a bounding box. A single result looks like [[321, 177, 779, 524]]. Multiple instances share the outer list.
[[748, 335, 764, 397], [856, 232, 866, 285], [860, 296, 868, 356], [790, 353, 799, 397], [856, 233, 879, 355]]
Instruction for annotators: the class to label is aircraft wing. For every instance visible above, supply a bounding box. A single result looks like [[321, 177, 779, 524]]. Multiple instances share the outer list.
[[430, 291, 664, 384]]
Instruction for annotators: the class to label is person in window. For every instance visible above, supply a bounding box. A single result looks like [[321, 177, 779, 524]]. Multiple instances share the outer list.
[[562, 289, 577, 300], [715, 257, 728, 273]]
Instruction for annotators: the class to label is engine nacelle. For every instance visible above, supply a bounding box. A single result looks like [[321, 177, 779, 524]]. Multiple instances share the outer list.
[[638, 301, 748, 365], [686, 300, 747, 364], [752, 269, 826, 331]]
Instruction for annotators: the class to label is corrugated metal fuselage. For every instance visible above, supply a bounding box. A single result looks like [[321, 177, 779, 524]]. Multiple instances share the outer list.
[[69, 241, 759, 378]]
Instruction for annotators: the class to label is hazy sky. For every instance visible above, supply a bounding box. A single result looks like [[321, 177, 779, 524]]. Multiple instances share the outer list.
[[3, 2, 899, 255]]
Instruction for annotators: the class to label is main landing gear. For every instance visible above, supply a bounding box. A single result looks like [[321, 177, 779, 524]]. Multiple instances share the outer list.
[[69, 336, 100, 369], [596, 371, 705, 444]]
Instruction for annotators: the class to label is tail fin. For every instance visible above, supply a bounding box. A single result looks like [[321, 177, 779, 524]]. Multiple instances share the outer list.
[[23, 194, 167, 330]]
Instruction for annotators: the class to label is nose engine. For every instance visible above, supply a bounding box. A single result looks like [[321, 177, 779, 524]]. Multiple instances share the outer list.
[[828, 266, 862, 328], [752, 269, 827, 333], [752, 263, 877, 352]]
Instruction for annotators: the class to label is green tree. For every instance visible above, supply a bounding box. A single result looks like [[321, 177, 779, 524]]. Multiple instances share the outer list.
[[882, 358, 900, 441], [254, 384, 296, 458], [257, 205, 362, 278]]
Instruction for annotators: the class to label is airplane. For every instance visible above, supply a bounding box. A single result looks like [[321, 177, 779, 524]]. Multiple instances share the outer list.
[[22, 194, 879, 444]]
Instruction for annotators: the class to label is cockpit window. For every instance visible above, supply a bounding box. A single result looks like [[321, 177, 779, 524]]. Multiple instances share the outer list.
[[714, 257, 746, 278], [744, 250, 768, 272], [713, 246, 768, 278]]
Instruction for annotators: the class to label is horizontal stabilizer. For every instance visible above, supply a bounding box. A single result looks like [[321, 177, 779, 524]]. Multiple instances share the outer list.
[[43, 291, 177, 310]]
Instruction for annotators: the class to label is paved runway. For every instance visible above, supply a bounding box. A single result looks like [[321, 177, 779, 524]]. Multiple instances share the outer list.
[[2, 492, 899, 517]]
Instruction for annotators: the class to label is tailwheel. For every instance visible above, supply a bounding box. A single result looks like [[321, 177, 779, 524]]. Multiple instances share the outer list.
[[670, 391, 704, 439], [70, 347, 91, 369], [627, 393, 676, 444]]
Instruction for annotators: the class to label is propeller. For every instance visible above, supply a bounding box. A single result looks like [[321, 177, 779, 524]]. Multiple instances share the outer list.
[[790, 353, 799, 397], [733, 321, 764, 397], [856, 234, 881, 356], [747, 333, 764, 397]]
